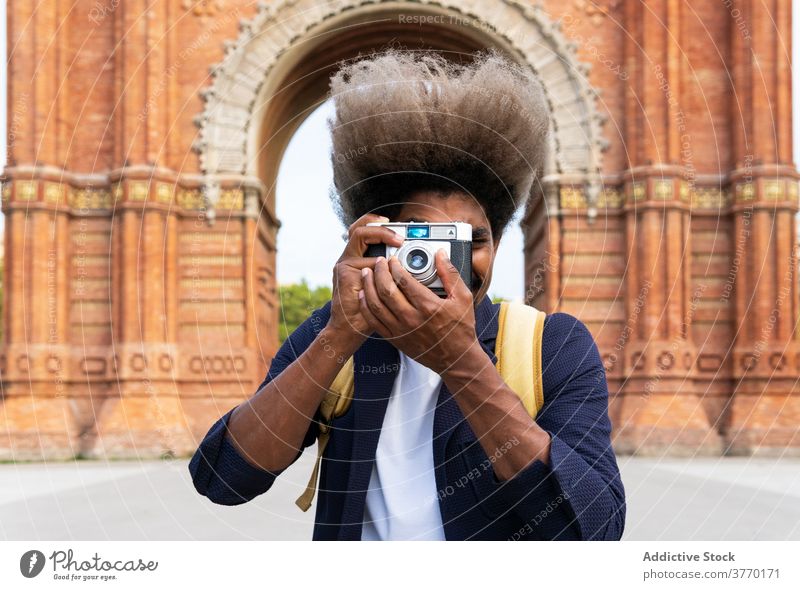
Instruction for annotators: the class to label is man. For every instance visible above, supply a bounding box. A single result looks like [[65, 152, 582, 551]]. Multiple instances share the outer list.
[[189, 48, 626, 541]]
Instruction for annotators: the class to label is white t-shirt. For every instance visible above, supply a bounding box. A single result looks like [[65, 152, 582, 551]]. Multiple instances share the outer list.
[[361, 351, 446, 540]]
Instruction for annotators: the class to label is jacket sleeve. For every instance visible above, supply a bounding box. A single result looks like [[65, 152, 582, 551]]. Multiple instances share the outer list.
[[188, 300, 332, 506], [488, 312, 626, 540]]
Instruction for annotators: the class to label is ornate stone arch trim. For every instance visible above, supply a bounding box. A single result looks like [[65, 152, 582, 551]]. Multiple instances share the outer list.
[[193, 0, 608, 215]]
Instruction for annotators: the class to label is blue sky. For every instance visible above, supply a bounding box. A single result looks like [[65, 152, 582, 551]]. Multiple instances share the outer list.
[[2, 3, 798, 302]]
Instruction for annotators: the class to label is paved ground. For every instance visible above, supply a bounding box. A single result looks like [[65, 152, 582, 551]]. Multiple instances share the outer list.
[[1, 452, 798, 540]]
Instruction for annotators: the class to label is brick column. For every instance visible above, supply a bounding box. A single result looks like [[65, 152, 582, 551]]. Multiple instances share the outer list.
[[725, 1, 800, 454], [91, 0, 191, 458], [0, 1, 75, 459], [612, 0, 721, 455]]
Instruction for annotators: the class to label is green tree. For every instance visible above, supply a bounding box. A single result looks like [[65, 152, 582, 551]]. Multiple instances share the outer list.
[[277, 280, 332, 344]]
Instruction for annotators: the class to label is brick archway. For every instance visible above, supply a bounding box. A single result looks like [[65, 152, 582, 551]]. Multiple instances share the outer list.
[[194, 0, 800, 458], [192, 0, 609, 423], [194, 0, 606, 198], [2, 1, 797, 460]]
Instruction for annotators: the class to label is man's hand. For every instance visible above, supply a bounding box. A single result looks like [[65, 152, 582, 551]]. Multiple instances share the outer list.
[[327, 213, 405, 354], [360, 247, 553, 482], [358, 249, 480, 376]]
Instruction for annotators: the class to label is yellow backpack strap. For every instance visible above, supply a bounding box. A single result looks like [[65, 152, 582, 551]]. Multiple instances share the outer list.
[[495, 301, 546, 418], [295, 357, 354, 512]]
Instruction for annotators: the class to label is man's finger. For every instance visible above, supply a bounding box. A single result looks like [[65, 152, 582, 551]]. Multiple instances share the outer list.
[[361, 264, 399, 333], [338, 256, 382, 271], [358, 288, 391, 338], [434, 249, 470, 301], [373, 256, 417, 320], [343, 226, 404, 258], [347, 213, 389, 237], [388, 255, 437, 306]]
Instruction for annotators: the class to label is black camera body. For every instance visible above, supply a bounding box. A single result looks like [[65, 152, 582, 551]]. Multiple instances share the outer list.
[[365, 222, 472, 297]]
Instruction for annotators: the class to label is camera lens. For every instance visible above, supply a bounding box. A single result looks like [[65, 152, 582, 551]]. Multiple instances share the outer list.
[[406, 249, 429, 271], [397, 240, 437, 285]]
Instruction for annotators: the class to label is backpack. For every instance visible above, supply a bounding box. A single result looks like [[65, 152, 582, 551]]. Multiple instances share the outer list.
[[295, 301, 547, 511]]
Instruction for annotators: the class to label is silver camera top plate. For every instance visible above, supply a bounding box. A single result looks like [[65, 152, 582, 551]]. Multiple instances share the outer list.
[[366, 221, 472, 241]]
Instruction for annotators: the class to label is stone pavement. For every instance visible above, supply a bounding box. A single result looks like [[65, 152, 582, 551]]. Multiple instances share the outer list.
[[1, 452, 798, 540]]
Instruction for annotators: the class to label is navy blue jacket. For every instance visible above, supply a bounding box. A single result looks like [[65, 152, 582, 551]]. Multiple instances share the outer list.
[[189, 295, 626, 540]]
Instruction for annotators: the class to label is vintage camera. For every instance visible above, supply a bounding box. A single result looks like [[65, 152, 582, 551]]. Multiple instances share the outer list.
[[365, 221, 472, 297]]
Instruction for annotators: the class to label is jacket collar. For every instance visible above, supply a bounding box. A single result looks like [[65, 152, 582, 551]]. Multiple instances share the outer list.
[[336, 294, 501, 539]]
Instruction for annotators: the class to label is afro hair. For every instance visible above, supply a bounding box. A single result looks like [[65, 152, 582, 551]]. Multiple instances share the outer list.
[[327, 47, 550, 238]]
